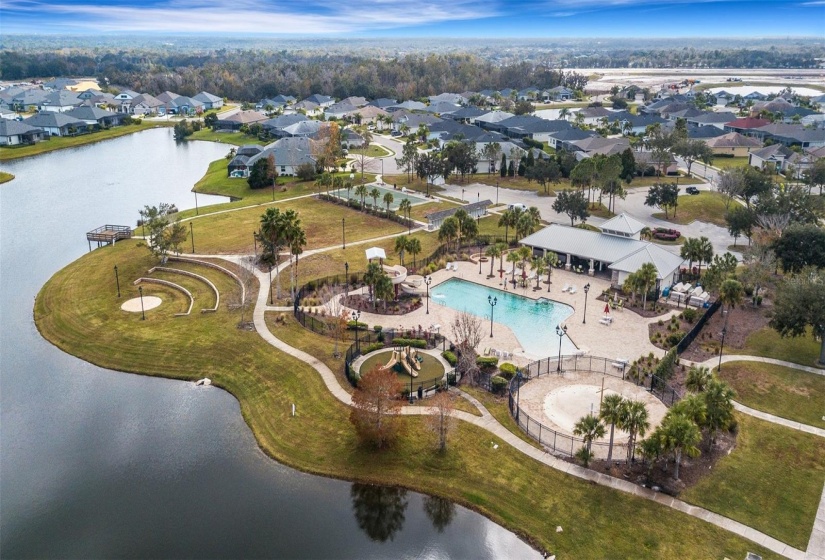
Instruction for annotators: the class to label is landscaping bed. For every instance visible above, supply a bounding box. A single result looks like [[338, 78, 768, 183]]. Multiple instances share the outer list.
[[680, 304, 770, 364], [648, 308, 699, 351], [343, 293, 422, 315]]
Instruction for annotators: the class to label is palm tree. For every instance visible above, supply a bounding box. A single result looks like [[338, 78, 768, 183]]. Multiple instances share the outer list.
[[718, 278, 744, 313], [438, 217, 459, 251], [543, 252, 559, 291], [498, 209, 513, 244], [636, 262, 658, 310], [370, 187, 381, 210], [618, 400, 650, 462], [394, 235, 408, 266], [696, 236, 714, 277], [355, 184, 368, 209], [345, 181, 353, 202], [703, 378, 735, 445], [660, 413, 701, 480], [622, 271, 640, 305], [685, 366, 713, 393], [288, 225, 307, 301], [383, 191, 394, 215], [640, 226, 653, 241], [600, 394, 625, 463], [573, 413, 606, 456], [407, 237, 421, 269], [398, 198, 412, 224], [497, 244, 508, 279], [486, 244, 502, 277], [671, 393, 707, 428], [680, 238, 699, 277], [506, 250, 520, 285], [559, 107, 570, 121], [531, 256, 546, 289], [517, 246, 532, 287]]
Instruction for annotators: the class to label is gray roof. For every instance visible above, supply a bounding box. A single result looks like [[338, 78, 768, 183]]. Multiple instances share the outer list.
[[474, 110, 515, 124], [305, 94, 333, 105], [281, 120, 322, 137], [688, 112, 738, 124], [325, 101, 357, 115], [425, 200, 492, 222], [236, 144, 264, 156], [599, 213, 647, 236], [424, 102, 462, 114], [193, 91, 222, 103], [390, 100, 428, 111], [42, 90, 81, 107], [577, 106, 614, 118], [368, 98, 398, 108], [750, 144, 795, 160], [249, 137, 316, 168], [64, 106, 119, 121], [520, 224, 684, 278], [0, 118, 43, 137], [130, 93, 164, 108], [24, 111, 86, 128], [262, 114, 308, 130], [447, 106, 487, 119], [429, 93, 466, 104]]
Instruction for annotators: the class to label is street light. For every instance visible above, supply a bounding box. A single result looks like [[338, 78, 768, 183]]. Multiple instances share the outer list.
[[496, 179, 499, 205], [190, 222, 195, 253], [342, 218, 346, 249], [424, 275, 432, 314], [351, 310, 361, 354], [718, 325, 727, 372], [409, 346, 414, 404], [555, 324, 567, 371], [114, 265, 120, 298], [344, 261, 349, 299], [138, 286, 146, 321], [515, 368, 522, 422], [268, 264, 273, 305], [582, 283, 590, 324], [478, 238, 483, 275], [488, 295, 497, 337]]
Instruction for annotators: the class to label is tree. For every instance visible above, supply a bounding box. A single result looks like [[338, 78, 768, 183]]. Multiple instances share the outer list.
[[525, 158, 561, 194], [481, 142, 502, 174], [717, 169, 745, 210], [416, 152, 444, 197], [350, 364, 403, 449], [644, 183, 680, 219], [702, 378, 736, 445], [770, 267, 825, 365], [619, 148, 636, 183], [680, 237, 700, 275], [804, 158, 825, 195], [543, 252, 558, 290], [500, 153, 507, 178], [618, 399, 650, 462], [659, 413, 701, 480], [673, 138, 714, 177], [685, 366, 713, 393], [507, 160, 515, 177], [394, 235, 408, 267], [599, 394, 625, 463], [287, 220, 307, 301], [438, 216, 459, 251], [425, 392, 455, 452], [355, 184, 368, 209], [696, 236, 714, 277], [396, 138, 418, 181], [507, 250, 520, 285], [407, 237, 422, 269], [531, 256, 545, 289], [397, 198, 412, 225], [552, 190, 590, 226], [233, 256, 256, 327], [165, 219, 188, 255], [514, 99, 534, 115], [247, 156, 276, 190], [498, 208, 517, 244], [375, 273, 394, 311], [740, 166, 772, 208], [369, 187, 381, 210], [622, 272, 641, 305], [773, 224, 825, 273], [443, 141, 478, 184], [173, 119, 194, 141], [718, 278, 744, 313], [636, 262, 658, 311], [363, 261, 384, 310], [139, 203, 178, 261], [486, 243, 502, 277], [383, 191, 394, 215], [725, 206, 756, 247], [573, 413, 606, 456], [515, 210, 539, 239]]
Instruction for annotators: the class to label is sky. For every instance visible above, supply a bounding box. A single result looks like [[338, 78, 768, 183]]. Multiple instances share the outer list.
[[1, 0, 823, 37]]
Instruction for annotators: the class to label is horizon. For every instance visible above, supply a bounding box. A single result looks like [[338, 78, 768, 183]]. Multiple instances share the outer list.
[[2, 0, 824, 38]]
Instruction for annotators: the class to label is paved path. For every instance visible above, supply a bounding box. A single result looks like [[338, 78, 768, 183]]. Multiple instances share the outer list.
[[227, 241, 807, 559], [809, 486, 825, 560], [699, 354, 825, 377]]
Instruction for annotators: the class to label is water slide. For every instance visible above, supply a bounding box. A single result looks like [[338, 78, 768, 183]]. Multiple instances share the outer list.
[[399, 274, 425, 295]]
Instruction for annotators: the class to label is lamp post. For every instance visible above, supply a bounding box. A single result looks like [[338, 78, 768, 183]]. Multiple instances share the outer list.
[[424, 275, 432, 314], [342, 218, 346, 249], [488, 295, 497, 337], [190, 222, 195, 253], [138, 286, 146, 321], [718, 325, 727, 372], [496, 179, 499, 205], [344, 261, 349, 299], [555, 324, 567, 371], [195, 191, 199, 216], [268, 264, 273, 305], [515, 369, 522, 422], [114, 265, 120, 298], [478, 238, 482, 275], [582, 283, 590, 324], [409, 346, 414, 405], [351, 310, 361, 354], [462, 188, 465, 202]]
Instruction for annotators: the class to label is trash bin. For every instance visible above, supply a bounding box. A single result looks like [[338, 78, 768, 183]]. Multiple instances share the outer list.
[[417, 386, 423, 400]]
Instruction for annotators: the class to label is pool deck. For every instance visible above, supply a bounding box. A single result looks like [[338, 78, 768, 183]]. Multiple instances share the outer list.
[[343, 260, 678, 366]]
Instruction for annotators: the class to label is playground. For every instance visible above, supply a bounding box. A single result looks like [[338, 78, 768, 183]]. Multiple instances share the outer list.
[[358, 347, 448, 393]]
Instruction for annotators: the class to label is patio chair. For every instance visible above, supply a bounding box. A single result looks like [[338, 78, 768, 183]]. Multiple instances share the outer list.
[[599, 316, 612, 326], [562, 284, 570, 292], [569, 286, 577, 294]]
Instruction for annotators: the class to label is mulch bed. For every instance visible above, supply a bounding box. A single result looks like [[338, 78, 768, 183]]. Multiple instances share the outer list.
[[596, 292, 670, 318], [680, 304, 772, 364], [343, 293, 422, 315]]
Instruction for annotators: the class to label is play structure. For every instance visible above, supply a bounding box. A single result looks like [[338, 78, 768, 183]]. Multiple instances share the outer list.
[[381, 345, 422, 378]]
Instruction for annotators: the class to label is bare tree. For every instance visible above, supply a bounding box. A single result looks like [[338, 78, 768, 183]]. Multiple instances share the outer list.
[[450, 311, 483, 354], [717, 169, 744, 210], [231, 256, 257, 328], [320, 285, 348, 357], [350, 365, 404, 449], [425, 392, 455, 452]]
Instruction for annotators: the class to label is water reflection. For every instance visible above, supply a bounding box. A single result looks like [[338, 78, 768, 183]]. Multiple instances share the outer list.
[[350, 483, 408, 542], [423, 495, 456, 533]]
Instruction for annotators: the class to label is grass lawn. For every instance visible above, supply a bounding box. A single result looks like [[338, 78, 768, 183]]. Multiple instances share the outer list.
[[717, 361, 825, 429], [33, 239, 779, 559], [462, 386, 542, 450], [382, 174, 444, 196], [713, 157, 750, 169], [407, 200, 460, 222], [741, 326, 824, 369], [652, 191, 729, 227], [187, 196, 405, 254], [627, 175, 701, 187], [360, 350, 445, 392], [652, 235, 686, 246], [350, 144, 392, 158], [587, 202, 615, 219], [0, 121, 173, 161], [0, 171, 14, 184], [681, 413, 825, 549], [188, 129, 267, 146]]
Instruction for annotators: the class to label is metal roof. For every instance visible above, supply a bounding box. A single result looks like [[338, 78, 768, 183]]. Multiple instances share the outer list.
[[424, 200, 492, 223], [599, 213, 647, 236], [607, 244, 685, 279]]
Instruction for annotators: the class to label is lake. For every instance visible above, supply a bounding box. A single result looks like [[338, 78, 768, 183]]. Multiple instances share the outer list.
[[0, 128, 540, 559]]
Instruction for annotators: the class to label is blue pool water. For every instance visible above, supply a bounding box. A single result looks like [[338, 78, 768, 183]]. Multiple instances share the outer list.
[[430, 278, 576, 359]]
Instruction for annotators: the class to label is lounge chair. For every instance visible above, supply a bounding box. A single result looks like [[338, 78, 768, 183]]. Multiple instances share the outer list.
[[599, 316, 612, 326], [562, 284, 570, 292], [569, 286, 577, 294]]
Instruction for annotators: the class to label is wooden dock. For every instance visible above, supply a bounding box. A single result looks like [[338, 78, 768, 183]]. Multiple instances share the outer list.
[[86, 225, 132, 250]]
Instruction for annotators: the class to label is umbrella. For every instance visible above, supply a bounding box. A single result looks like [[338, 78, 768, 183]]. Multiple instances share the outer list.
[[604, 303, 610, 314]]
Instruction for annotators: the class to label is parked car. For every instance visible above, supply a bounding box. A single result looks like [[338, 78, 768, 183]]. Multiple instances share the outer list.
[[508, 203, 529, 211], [653, 227, 681, 241], [686, 186, 700, 195], [391, 130, 402, 137]]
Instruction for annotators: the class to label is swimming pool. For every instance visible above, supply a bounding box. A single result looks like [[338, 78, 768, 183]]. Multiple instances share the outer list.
[[334, 184, 428, 211], [430, 278, 576, 359]]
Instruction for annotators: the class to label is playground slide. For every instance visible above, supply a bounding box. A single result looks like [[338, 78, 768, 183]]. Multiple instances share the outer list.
[[381, 351, 399, 371], [408, 348, 422, 370], [399, 355, 419, 378]]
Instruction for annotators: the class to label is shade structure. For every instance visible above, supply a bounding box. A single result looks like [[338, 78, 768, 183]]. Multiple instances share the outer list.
[[365, 247, 387, 260], [604, 303, 610, 314]]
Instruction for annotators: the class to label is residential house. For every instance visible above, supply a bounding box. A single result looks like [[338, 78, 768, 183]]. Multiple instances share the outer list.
[[292, 100, 321, 117], [635, 151, 678, 176], [342, 129, 365, 149], [575, 106, 614, 126], [714, 91, 733, 106], [113, 89, 140, 110], [517, 87, 540, 101], [424, 102, 462, 115], [687, 124, 727, 140], [474, 110, 515, 131], [426, 121, 485, 146], [262, 114, 309, 136], [613, 112, 668, 135], [348, 105, 388, 126], [279, 120, 322, 138], [272, 94, 296, 105], [11, 89, 48, 112], [303, 94, 334, 108], [64, 106, 124, 127], [546, 128, 597, 151], [128, 93, 165, 116], [685, 112, 738, 130], [544, 86, 574, 102], [724, 117, 771, 135], [77, 89, 104, 101], [167, 96, 204, 116], [39, 90, 82, 113], [388, 100, 428, 112], [0, 118, 45, 145], [748, 144, 800, 173], [390, 111, 442, 134], [256, 99, 286, 113], [324, 101, 357, 120], [227, 145, 265, 177], [367, 98, 398, 109], [569, 137, 630, 157], [744, 91, 768, 101], [215, 110, 268, 131], [340, 96, 369, 108], [247, 137, 317, 176], [751, 123, 825, 149], [24, 111, 88, 137], [193, 92, 223, 110], [428, 93, 466, 105], [444, 106, 487, 124], [42, 78, 78, 91], [702, 132, 762, 157]]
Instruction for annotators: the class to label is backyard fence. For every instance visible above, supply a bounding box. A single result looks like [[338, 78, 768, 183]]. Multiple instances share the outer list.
[[675, 300, 721, 354], [507, 354, 683, 460]]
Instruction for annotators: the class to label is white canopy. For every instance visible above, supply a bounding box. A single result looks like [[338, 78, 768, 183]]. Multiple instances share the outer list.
[[365, 247, 386, 260]]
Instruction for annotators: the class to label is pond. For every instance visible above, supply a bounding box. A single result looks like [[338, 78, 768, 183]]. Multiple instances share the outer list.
[[0, 128, 541, 558]]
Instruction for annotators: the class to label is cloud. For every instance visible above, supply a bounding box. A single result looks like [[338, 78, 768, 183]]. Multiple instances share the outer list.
[[1, 0, 499, 33]]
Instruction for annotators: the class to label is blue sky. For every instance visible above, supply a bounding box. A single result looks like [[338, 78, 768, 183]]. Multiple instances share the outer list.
[[1, 0, 823, 37]]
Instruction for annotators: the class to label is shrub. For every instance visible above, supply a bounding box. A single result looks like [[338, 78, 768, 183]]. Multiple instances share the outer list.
[[657, 319, 664, 326], [347, 320, 368, 330], [490, 375, 508, 394], [476, 356, 499, 368], [391, 337, 427, 348], [373, 325, 383, 333], [498, 362, 518, 379], [441, 350, 458, 366], [666, 331, 685, 347], [756, 295, 763, 306], [447, 371, 457, 386], [363, 342, 385, 354], [681, 308, 698, 323]]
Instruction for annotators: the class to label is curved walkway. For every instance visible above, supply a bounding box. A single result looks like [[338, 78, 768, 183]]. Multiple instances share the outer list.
[[234, 240, 808, 559]]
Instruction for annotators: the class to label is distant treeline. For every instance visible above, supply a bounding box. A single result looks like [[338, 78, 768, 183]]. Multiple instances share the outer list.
[[0, 46, 821, 101]]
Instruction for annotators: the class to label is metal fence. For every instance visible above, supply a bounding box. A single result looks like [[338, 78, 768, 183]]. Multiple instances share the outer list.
[[507, 355, 683, 460], [676, 300, 721, 354]]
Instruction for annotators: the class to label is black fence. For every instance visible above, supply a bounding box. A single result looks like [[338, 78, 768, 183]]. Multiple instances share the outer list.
[[317, 193, 416, 230], [676, 300, 721, 354], [507, 355, 683, 460]]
